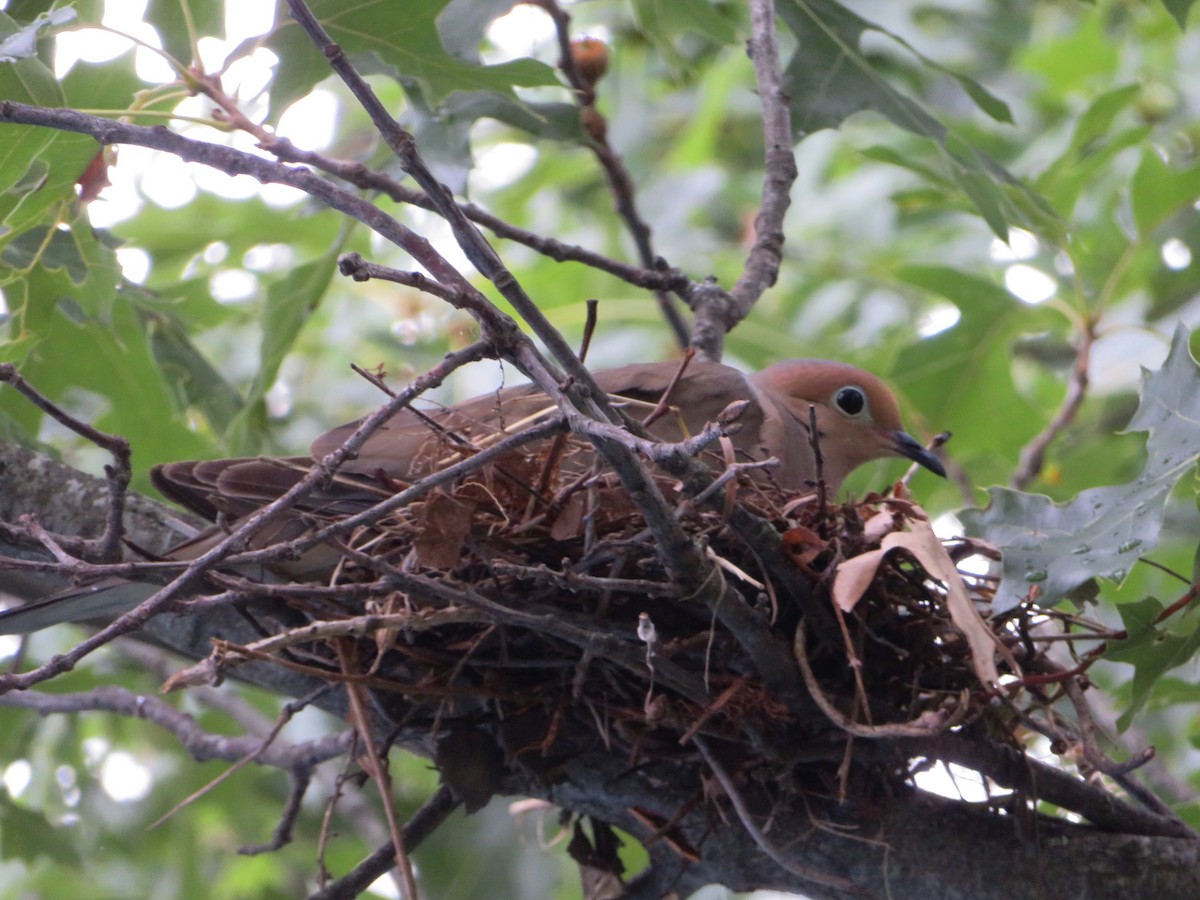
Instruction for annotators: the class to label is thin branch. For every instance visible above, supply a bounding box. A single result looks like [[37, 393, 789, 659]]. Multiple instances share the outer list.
[[537, 0, 691, 348], [0, 101, 532, 360], [1060, 676, 1177, 818], [0, 685, 351, 768], [691, 0, 798, 360], [1011, 321, 1095, 489], [334, 639, 418, 900], [904, 732, 1197, 840], [240, 766, 312, 855], [182, 61, 687, 295], [307, 786, 460, 900], [336, 253, 461, 302], [794, 621, 965, 738], [150, 685, 334, 834]]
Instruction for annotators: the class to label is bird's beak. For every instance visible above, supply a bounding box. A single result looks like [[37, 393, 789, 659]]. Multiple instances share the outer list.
[[889, 430, 946, 478]]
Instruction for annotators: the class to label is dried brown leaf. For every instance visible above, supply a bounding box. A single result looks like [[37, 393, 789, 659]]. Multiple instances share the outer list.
[[831, 514, 1002, 688], [414, 490, 476, 569]]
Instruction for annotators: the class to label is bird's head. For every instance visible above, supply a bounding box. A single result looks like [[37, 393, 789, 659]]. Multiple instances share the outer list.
[[754, 360, 945, 486]]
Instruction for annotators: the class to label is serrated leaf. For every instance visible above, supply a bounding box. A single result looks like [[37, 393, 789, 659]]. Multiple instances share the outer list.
[[960, 325, 1200, 613], [0, 241, 213, 476]]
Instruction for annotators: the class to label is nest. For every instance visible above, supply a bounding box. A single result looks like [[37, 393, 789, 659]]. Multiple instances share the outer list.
[[170, 429, 1028, 822]]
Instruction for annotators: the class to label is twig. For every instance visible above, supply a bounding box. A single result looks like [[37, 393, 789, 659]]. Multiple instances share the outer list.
[[691, 0, 798, 360], [240, 766, 312, 855], [149, 685, 333, 832], [692, 734, 864, 893], [1011, 321, 1094, 489], [1060, 676, 1177, 818], [307, 786, 460, 900], [183, 63, 689, 295], [337, 253, 462, 302], [537, 0, 691, 348], [0, 685, 351, 768], [793, 621, 964, 738], [490, 561, 680, 598], [641, 349, 696, 430], [807, 404, 828, 513], [580, 298, 599, 363], [334, 639, 418, 900]]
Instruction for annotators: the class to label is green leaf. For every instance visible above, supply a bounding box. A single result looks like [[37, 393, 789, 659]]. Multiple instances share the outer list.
[[774, 0, 1041, 238], [409, 93, 580, 195], [1130, 148, 1200, 239], [0, 6, 73, 61], [960, 325, 1200, 613], [777, 0, 1012, 130], [633, 0, 740, 69], [436, 0, 521, 62], [1019, 9, 1118, 94], [266, 0, 558, 121], [1106, 597, 1200, 730], [1033, 86, 1151, 217], [61, 50, 145, 111], [226, 252, 340, 454], [0, 792, 81, 865], [0, 12, 67, 202], [891, 266, 1050, 479], [141, 302, 244, 433], [0, 216, 214, 477], [1159, 0, 1196, 29], [145, 0, 224, 67]]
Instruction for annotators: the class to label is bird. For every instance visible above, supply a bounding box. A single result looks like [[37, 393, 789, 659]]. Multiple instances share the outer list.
[[0, 359, 944, 634]]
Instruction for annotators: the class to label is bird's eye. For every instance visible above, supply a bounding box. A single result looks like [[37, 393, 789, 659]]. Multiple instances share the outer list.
[[834, 386, 867, 417]]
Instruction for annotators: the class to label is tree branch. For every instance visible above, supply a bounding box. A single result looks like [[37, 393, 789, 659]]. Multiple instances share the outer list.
[[690, 0, 798, 360]]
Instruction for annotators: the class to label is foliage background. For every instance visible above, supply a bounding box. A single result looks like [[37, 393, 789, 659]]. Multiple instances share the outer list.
[[1, 0, 1199, 897]]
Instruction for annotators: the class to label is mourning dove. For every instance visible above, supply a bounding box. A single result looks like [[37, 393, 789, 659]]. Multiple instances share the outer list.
[[0, 359, 943, 633]]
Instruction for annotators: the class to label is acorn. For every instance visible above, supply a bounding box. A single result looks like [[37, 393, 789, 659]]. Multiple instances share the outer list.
[[570, 37, 609, 87]]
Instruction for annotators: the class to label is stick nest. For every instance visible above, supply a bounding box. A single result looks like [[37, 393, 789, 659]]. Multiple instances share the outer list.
[[169, 431, 1039, 817]]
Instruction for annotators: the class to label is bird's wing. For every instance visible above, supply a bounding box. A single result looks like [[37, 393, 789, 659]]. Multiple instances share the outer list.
[[592, 360, 763, 443]]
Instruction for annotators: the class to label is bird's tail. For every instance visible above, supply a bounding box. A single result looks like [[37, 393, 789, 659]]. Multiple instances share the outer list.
[[0, 580, 158, 635]]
